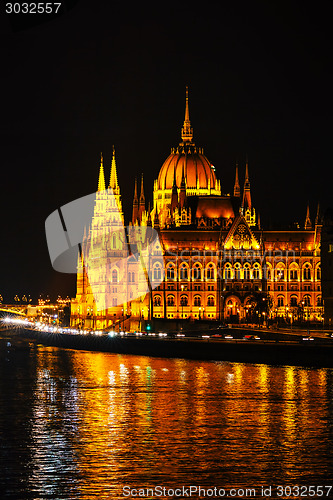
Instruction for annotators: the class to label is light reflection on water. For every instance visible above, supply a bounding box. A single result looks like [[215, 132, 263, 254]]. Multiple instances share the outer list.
[[1, 337, 333, 499]]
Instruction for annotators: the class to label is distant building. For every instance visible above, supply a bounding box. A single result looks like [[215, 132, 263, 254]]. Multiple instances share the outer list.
[[71, 89, 324, 330]]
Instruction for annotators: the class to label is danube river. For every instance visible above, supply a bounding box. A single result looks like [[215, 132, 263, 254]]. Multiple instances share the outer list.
[[1, 333, 333, 499]]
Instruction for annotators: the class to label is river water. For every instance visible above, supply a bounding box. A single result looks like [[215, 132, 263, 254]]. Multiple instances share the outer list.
[[1, 332, 333, 499]]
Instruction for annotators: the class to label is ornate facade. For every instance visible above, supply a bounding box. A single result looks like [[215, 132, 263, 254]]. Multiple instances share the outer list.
[[71, 89, 323, 330]]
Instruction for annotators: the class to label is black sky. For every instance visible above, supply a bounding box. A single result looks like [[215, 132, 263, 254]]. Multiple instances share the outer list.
[[0, 1, 331, 302]]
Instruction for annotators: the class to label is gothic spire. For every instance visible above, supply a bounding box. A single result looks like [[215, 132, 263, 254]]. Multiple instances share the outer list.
[[171, 167, 179, 214], [181, 86, 193, 144], [139, 173, 146, 221], [179, 163, 187, 208], [242, 158, 252, 209], [305, 203, 312, 229], [132, 178, 139, 225], [98, 153, 106, 191], [109, 145, 119, 193], [233, 162, 241, 197], [315, 202, 321, 225]]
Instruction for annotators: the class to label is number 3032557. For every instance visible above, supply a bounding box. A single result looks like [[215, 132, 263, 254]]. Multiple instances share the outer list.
[[5, 3, 62, 14]]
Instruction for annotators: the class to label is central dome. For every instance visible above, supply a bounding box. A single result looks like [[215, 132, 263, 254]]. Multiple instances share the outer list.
[[157, 144, 218, 191], [153, 88, 222, 228], [155, 87, 221, 195]]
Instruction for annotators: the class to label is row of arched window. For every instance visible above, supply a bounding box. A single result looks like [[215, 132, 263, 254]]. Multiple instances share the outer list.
[[268, 262, 320, 281], [111, 261, 321, 284], [224, 262, 261, 280], [276, 295, 322, 307], [163, 262, 216, 281], [154, 295, 215, 307]]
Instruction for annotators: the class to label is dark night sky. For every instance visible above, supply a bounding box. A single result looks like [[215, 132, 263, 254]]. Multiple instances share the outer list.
[[0, 1, 331, 302]]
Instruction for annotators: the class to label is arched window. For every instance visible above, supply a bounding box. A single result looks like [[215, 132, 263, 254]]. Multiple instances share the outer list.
[[303, 263, 311, 280], [277, 295, 284, 307], [290, 295, 298, 307], [316, 265, 321, 281], [166, 264, 175, 280], [180, 295, 188, 306], [194, 295, 201, 306], [192, 263, 202, 280], [289, 264, 298, 281], [244, 263, 250, 280], [167, 295, 175, 306], [112, 233, 117, 249], [253, 263, 261, 280], [224, 263, 232, 280], [180, 263, 188, 280], [207, 295, 215, 306], [154, 264, 162, 281], [234, 263, 241, 280], [112, 269, 118, 283], [303, 295, 311, 307], [153, 295, 161, 307], [276, 264, 285, 281], [206, 263, 215, 280], [316, 295, 322, 307]]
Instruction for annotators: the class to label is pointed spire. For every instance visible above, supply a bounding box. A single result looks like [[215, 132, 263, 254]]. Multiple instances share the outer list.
[[171, 167, 178, 214], [132, 178, 139, 225], [98, 153, 106, 191], [315, 202, 321, 225], [234, 162, 241, 197], [139, 173, 146, 221], [179, 163, 187, 209], [181, 86, 193, 143], [109, 145, 119, 193], [242, 158, 252, 209], [245, 156, 250, 183], [305, 202, 312, 229]]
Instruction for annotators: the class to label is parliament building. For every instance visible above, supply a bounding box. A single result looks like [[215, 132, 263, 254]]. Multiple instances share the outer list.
[[70, 89, 325, 331]]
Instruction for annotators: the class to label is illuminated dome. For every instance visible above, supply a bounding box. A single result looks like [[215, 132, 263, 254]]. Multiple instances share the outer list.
[[154, 88, 221, 213], [157, 144, 218, 191]]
